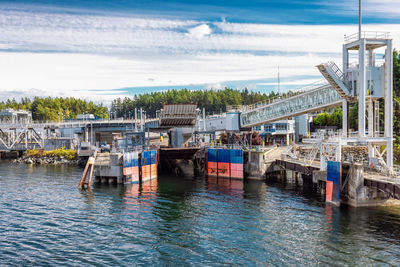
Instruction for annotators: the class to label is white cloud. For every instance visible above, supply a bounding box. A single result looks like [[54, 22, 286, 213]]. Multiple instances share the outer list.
[[187, 24, 212, 38], [0, 6, 398, 102]]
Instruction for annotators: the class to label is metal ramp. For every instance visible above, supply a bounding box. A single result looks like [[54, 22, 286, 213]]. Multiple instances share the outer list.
[[240, 85, 342, 128], [317, 61, 352, 100], [159, 104, 198, 127]]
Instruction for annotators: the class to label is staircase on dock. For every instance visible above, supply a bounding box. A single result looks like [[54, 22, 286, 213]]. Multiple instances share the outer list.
[[316, 61, 352, 100]]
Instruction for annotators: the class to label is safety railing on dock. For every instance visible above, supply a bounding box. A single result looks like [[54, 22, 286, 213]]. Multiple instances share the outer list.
[[0, 118, 159, 129], [344, 31, 391, 43], [205, 143, 276, 153], [117, 144, 159, 154]]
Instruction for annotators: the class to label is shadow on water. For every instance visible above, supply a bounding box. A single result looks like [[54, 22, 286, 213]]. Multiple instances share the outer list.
[[265, 173, 325, 204], [332, 205, 400, 240]]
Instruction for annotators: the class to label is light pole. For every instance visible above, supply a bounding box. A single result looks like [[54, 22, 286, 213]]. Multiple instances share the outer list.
[[358, 0, 361, 40]]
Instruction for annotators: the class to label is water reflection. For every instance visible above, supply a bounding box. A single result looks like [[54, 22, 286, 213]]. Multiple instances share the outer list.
[[206, 177, 244, 199], [79, 189, 96, 205], [123, 179, 158, 214], [2, 162, 400, 265]]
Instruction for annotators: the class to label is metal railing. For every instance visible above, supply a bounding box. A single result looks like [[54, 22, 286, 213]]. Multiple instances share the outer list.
[[0, 118, 159, 129], [241, 79, 327, 112], [240, 84, 342, 128], [325, 61, 345, 81], [206, 143, 274, 152], [344, 31, 391, 43]]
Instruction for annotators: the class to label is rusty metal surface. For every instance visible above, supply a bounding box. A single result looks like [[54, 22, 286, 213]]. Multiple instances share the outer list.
[[364, 178, 400, 200], [274, 159, 318, 175]]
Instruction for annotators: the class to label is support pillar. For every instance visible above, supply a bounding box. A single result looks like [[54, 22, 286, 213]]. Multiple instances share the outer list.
[[367, 48, 375, 160], [345, 163, 365, 207], [25, 130, 28, 149], [140, 108, 143, 132], [368, 99, 375, 159], [134, 108, 138, 132], [342, 99, 348, 137], [358, 38, 366, 137], [343, 44, 350, 95], [374, 101, 380, 135], [368, 98, 374, 137], [385, 40, 393, 169], [368, 49, 375, 67]]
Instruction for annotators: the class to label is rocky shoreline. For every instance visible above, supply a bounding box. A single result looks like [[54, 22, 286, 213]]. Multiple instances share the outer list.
[[13, 156, 82, 165]]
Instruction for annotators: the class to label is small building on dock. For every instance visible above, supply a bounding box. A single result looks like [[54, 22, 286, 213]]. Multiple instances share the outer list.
[[253, 119, 295, 146]]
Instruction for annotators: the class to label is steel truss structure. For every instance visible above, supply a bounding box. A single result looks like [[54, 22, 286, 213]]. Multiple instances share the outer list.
[[0, 126, 44, 150], [240, 85, 342, 128]]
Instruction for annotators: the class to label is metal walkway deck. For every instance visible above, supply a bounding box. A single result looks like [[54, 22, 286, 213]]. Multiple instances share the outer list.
[[240, 84, 342, 128]]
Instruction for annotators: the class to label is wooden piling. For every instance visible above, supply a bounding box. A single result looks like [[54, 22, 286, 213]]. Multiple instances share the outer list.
[[78, 160, 90, 189], [78, 156, 95, 190], [87, 162, 95, 187]]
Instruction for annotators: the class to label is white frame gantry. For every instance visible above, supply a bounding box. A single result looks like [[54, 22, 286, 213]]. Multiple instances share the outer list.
[[343, 32, 393, 170]]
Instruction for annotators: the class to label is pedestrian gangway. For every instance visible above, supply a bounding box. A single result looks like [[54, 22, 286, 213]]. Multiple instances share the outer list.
[[240, 84, 342, 128], [316, 61, 353, 100]]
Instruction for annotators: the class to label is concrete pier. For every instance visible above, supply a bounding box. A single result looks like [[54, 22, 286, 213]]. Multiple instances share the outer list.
[[93, 152, 124, 184], [266, 158, 400, 207], [245, 150, 269, 180], [341, 163, 400, 207]]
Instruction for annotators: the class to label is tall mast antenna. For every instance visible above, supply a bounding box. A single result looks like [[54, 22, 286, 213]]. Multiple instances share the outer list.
[[358, 0, 361, 40]]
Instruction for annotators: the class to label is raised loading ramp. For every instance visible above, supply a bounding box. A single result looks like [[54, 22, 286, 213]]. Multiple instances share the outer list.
[[159, 104, 198, 127]]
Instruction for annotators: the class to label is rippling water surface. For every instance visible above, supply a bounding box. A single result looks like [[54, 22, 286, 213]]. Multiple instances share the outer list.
[[1, 162, 400, 266]]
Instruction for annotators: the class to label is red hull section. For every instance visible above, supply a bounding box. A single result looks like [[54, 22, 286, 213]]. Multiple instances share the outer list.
[[230, 163, 243, 179], [208, 161, 218, 176], [207, 148, 244, 179], [150, 163, 157, 179], [217, 162, 230, 178]]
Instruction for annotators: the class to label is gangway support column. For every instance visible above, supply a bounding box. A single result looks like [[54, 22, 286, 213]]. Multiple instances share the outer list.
[[358, 38, 366, 137], [368, 98, 375, 158], [385, 39, 393, 168], [368, 98, 374, 137], [342, 100, 348, 137], [342, 44, 349, 137]]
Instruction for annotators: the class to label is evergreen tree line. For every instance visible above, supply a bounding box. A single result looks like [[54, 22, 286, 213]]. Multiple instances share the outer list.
[[109, 88, 301, 118], [0, 97, 108, 121]]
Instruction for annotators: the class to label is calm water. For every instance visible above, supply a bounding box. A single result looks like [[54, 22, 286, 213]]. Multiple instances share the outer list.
[[1, 162, 400, 266]]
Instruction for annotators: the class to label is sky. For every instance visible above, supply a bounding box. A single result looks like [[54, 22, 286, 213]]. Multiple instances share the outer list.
[[0, 0, 399, 104]]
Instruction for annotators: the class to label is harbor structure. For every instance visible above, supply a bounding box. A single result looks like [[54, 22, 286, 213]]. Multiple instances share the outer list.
[[0, 29, 397, 207], [0, 109, 32, 124]]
